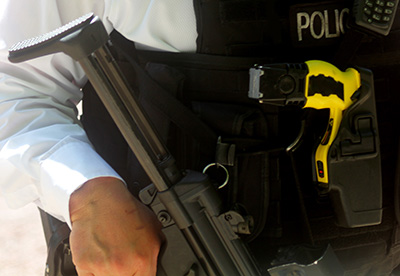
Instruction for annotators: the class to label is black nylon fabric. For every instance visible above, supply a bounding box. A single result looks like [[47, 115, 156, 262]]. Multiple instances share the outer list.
[[80, 0, 400, 275]]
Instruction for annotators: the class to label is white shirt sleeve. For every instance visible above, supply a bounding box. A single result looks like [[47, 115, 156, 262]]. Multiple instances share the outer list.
[[0, 0, 197, 227]]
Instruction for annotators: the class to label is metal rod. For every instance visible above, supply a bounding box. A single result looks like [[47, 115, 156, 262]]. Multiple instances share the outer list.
[[94, 45, 169, 161], [79, 48, 173, 191]]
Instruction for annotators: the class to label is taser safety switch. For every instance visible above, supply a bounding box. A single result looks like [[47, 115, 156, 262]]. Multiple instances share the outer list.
[[249, 61, 382, 228]]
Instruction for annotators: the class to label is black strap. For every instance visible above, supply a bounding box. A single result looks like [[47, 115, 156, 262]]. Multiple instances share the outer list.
[[110, 31, 218, 154], [333, 28, 366, 70]]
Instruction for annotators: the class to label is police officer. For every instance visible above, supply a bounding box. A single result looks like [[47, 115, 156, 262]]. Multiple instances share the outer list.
[[0, 1, 194, 275], [1, 0, 400, 275]]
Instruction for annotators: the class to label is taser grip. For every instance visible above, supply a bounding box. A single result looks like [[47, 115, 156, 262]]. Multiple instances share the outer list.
[[303, 60, 361, 185]]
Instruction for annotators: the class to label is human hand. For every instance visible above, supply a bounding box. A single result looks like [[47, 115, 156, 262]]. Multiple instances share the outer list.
[[69, 177, 163, 276]]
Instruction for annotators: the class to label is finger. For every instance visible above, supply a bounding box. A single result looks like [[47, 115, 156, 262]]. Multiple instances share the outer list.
[[147, 251, 160, 276]]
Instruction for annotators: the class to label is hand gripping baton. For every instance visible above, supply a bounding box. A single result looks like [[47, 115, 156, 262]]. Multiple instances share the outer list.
[[9, 13, 263, 276]]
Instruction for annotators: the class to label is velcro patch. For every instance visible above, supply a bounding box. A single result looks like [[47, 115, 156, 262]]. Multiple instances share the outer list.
[[289, 1, 351, 47]]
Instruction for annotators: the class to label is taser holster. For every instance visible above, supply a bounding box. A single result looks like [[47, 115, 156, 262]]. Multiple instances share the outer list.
[[327, 67, 381, 227], [250, 61, 382, 228]]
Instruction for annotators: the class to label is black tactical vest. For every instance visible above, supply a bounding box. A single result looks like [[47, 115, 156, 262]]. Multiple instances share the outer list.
[[81, 1, 400, 275]]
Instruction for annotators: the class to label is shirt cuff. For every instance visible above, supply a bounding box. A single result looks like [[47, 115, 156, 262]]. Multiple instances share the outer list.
[[39, 136, 123, 228]]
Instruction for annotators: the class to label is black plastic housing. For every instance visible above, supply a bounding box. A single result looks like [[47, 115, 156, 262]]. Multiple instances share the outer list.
[[326, 67, 382, 228]]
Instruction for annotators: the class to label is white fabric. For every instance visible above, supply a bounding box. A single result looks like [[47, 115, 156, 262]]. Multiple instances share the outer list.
[[0, 0, 197, 227]]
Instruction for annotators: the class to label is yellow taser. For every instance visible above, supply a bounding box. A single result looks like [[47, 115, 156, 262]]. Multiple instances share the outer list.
[[303, 60, 361, 185]]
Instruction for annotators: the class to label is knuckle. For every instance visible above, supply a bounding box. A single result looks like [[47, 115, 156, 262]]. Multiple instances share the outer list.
[[72, 252, 103, 272], [108, 255, 128, 272]]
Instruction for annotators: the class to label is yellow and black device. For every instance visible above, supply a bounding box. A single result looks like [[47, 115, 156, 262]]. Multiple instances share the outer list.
[[249, 60, 382, 228], [303, 61, 361, 185]]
